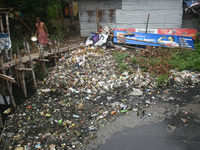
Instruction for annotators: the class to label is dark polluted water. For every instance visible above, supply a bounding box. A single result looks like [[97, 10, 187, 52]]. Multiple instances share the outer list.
[[0, 80, 36, 131], [94, 114, 200, 150]]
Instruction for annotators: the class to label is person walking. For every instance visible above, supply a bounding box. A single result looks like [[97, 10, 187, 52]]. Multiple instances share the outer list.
[[34, 17, 51, 52]]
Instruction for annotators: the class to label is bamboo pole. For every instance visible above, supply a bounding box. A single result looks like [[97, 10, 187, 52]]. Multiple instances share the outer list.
[[8, 67, 13, 101], [0, 120, 6, 142], [25, 64, 29, 77], [12, 12, 33, 34], [14, 68, 20, 87], [0, 15, 4, 33], [145, 14, 150, 33], [1, 78, 8, 105], [5, 50, 9, 62], [23, 39, 27, 55], [27, 42, 37, 89], [58, 39, 60, 58], [26, 43, 32, 67], [10, 48, 13, 61], [14, 53, 27, 97], [0, 113, 3, 128], [15, 68, 33, 71], [51, 56, 59, 58], [53, 40, 57, 65], [39, 43, 46, 76], [0, 74, 16, 83], [1, 79, 5, 95], [5, 13, 10, 36], [0, 55, 16, 108], [96, 7, 100, 32], [36, 59, 49, 62]]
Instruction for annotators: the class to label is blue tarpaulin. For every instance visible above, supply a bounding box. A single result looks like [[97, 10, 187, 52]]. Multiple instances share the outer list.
[[184, 0, 198, 6], [0, 33, 11, 50], [113, 30, 195, 49]]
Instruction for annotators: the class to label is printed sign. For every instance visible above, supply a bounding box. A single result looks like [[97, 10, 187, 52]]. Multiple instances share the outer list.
[[135, 28, 158, 34], [0, 33, 11, 50], [114, 28, 197, 39], [113, 30, 195, 49], [158, 29, 197, 39]]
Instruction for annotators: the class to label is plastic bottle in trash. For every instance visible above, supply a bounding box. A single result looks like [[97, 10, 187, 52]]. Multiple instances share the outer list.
[[59, 118, 63, 124], [73, 115, 80, 118]]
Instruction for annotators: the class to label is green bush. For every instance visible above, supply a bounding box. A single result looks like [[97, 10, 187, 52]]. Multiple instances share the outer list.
[[113, 52, 129, 73], [113, 52, 128, 63], [117, 63, 129, 73], [168, 49, 200, 71], [131, 56, 137, 64], [156, 74, 169, 85]]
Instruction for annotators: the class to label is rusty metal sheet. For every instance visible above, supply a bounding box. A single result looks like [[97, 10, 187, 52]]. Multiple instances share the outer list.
[[78, 0, 122, 11]]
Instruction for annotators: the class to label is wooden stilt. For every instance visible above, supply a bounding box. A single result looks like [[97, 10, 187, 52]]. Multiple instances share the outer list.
[[1, 79, 8, 105], [23, 39, 27, 55], [26, 42, 32, 67], [0, 15, 4, 33], [25, 63, 29, 77], [10, 48, 13, 61], [8, 67, 13, 105], [0, 113, 3, 128], [1, 79, 5, 95], [0, 55, 16, 108], [14, 53, 27, 98], [52, 40, 57, 65], [27, 42, 37, 89], [5, 50, 9, 62], [58, 39, 60, 58], [14, 68, 20, 87], [5, 12, 10, 36], [39, 43, 46, 76]]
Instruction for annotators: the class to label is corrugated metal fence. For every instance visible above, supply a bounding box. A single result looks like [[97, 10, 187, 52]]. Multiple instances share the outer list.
[[79, 0, 183, 37]]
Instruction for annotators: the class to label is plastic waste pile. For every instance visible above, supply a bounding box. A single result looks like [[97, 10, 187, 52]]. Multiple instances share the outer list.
[[1, 42, 200, 150], [170, 70, 200, 85], [0, 45, 146, 150]]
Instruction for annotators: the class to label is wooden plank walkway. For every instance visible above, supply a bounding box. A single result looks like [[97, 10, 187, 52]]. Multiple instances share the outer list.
[[3, 44, 79, 68]]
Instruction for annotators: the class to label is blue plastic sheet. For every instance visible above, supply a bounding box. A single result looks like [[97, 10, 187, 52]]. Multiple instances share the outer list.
[[0, 33, 11, 50]]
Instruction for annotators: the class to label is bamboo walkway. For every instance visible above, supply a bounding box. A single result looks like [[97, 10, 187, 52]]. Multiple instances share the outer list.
[[3, 44, 79, 68]]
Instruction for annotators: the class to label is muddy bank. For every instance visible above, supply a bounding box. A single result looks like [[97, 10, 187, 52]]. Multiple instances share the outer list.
[[84, 87, 200, 150]]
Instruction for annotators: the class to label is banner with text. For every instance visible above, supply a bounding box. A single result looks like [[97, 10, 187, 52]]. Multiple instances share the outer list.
[[114, 28, 197, 39], [113, 30, 195, 49]]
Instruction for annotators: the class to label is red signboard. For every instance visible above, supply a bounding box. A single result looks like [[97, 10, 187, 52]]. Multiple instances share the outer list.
[[114, 28, 197, 39], [158, 29, 197, 39]]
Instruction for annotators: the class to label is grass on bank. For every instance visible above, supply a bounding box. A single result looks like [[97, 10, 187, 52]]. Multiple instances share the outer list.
[[112, 41, 200, 85]]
